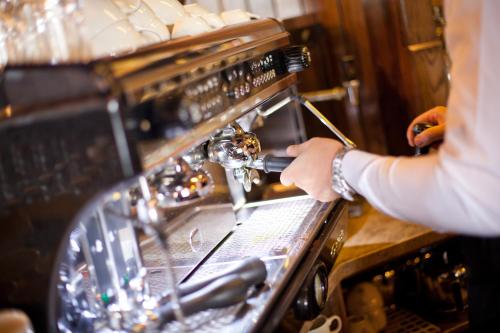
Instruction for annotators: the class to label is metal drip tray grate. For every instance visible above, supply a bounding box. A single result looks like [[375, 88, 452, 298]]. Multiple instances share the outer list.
[[386, 308, 441, 333], [148, 196, 337, 333], [140, 204, 237, 295], [194, 197, 318, 275]]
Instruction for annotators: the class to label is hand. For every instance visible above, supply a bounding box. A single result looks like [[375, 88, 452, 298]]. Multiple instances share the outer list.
[[406, 106, 447, 148], [280, 137, 343, 202]]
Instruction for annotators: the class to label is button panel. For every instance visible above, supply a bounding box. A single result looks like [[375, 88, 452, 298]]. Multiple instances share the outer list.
[[174, 50, 287, 127], [182, 73, 225, 124]]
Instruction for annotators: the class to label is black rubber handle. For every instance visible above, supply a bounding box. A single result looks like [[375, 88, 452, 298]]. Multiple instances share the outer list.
[[158, 274, 249, 327], [262, 155, 295, 173], [177, 257, 267, 297], [412, 123, 434, 156]]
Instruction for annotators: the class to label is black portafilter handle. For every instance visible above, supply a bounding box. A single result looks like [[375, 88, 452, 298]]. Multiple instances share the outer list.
[[254, 155, 295, 173], [177, 257, 267, 297], [412, 123, 434, 156], [158, 274, 248, 328]]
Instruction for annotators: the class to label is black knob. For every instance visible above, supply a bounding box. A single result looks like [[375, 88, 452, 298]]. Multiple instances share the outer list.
[[412, 123, 434, 156], [293, 261, 329, 320], [283, 46, 311, 73]]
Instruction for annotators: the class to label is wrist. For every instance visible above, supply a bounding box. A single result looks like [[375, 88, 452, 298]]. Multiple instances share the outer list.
[[331, 146, 357, 201]]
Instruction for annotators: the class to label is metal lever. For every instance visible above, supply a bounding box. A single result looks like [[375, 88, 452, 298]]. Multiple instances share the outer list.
[[176, 257, 267, 297], [249, 155, 295, 173], [301, 80, 360, 105], [158, 274, 250, 328], [412, 123, 434, 156], [301, 87, 347, 103], [298, 96, 357, 149]]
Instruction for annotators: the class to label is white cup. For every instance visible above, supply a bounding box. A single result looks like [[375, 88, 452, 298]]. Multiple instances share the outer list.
[[114, 0, 170, 42], [142, 0, 187, 25], [171, 16, 212, 39], [183, 4, 225, 29], [183, 3, 211, 16], [309, 315, 342, 333], [199, 13, 225, 29], [220, 9, 259, 25], [81, 0, 128, 39], [90, 19, 147, 57], [113, 0, 142, 14]]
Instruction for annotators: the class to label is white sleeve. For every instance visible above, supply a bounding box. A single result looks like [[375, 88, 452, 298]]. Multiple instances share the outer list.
[[341, 0, 500, 237]]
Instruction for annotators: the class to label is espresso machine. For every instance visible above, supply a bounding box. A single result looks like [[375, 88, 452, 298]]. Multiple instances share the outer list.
[[0, 19, 348, 332]]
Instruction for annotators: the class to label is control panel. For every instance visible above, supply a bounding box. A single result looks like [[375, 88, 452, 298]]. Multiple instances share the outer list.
[[178, 50, 287, 128], [134, 46, 311, 141]]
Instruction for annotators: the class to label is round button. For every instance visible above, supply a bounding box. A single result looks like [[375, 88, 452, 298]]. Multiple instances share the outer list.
[[293, 261, 329, 320], [283, 45, 312, 73]]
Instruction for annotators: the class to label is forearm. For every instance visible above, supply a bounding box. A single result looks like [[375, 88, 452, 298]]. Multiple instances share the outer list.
[[342, 150, 500, 236]]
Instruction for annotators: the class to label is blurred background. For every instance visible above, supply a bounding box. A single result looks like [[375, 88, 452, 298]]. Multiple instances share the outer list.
[[184, 0, 450, 156]]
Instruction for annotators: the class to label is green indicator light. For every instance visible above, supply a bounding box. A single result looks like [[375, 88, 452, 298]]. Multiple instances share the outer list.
[[101, 293, 110, 305]]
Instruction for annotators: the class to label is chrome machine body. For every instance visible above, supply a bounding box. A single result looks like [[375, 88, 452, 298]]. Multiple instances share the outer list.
[[0, 19, 347, 332]]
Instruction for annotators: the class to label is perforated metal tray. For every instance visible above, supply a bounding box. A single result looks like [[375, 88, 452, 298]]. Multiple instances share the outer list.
[[145, 196, 340, 332], [386, 308, 441, 333]]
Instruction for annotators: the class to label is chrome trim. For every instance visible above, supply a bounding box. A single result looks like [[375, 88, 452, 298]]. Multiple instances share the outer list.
[[301, 87, 346, 103], [139, 74, 298, 170], [407, 39, 443, 53], [105, 19, 290, 105], [106, 99, 135, 177], [299, 96, 357, 149], [256, 95, 294, 118]]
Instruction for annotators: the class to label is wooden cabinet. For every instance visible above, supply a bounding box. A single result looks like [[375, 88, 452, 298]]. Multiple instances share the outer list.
[[302, 0, 450, 155], [186, 0, 450, 155]]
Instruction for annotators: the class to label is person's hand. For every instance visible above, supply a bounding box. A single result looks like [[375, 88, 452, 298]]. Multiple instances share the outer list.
[[406, 106, 447, 148], [280, 137, 343, 202]]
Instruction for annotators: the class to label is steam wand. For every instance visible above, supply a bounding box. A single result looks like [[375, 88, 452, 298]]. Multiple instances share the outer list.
[[204, 96, 358, 181], [256, 95, 357, 149], [247, 96, 358, 173]]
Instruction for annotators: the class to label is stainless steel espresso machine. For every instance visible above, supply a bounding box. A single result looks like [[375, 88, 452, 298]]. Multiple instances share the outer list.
[[0, 19, 348, 332]]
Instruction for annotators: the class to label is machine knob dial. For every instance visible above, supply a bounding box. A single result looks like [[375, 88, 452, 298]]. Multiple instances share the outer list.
[[412, 123, 434, 156], [283, 46, 312, 73], [293, 261, 329, 320]]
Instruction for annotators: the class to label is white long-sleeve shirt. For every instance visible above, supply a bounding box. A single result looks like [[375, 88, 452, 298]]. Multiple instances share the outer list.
[[342, 0, 500, 236]]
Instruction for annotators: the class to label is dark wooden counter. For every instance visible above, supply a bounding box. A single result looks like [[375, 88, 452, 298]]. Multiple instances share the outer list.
[[329, 202, 452, 287], [299, 201, 454, 333]]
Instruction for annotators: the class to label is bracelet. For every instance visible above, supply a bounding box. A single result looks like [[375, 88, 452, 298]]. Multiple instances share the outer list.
[[331, 146, 357, 201]]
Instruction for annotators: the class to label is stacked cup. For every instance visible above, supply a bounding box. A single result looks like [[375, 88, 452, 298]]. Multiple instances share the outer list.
[[113, 0, 170, 44], [346, 282, 388, 333], [80, 0, 147, 57]]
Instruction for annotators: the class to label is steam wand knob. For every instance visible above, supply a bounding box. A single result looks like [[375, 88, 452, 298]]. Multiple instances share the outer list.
[[412, 123, 434, 156]]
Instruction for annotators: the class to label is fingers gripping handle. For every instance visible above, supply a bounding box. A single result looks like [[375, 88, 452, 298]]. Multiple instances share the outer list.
[[412, 123, 434, 156]]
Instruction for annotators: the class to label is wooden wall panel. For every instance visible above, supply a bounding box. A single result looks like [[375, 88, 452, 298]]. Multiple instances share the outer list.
[[410, 48, 450, 114], [361, 0, 450, 154], [399, 0, 440, 45], [303, 0, 388, 154]]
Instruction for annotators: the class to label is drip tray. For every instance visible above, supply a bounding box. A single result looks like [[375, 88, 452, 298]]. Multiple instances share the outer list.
[[148, 196, 339, 332], [386, 308, 441, 333]]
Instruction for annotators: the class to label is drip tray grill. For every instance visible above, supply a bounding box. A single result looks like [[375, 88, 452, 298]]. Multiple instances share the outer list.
[[386, 308, 441, 333], [144, 196, 337, 333]]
